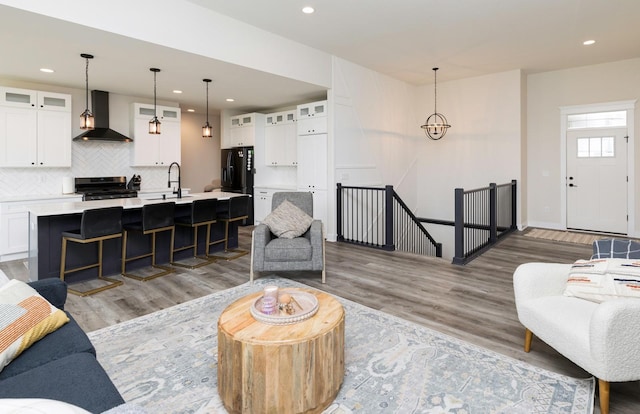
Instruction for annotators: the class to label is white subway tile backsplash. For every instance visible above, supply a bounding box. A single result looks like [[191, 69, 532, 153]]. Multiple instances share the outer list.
[[0, 141, 167, 196]]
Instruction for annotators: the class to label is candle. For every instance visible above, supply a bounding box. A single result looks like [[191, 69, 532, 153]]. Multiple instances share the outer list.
[[263, 285, 279, 300]]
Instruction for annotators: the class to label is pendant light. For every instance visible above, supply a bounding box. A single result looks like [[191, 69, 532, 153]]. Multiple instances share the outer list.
[[149, 68, 161, 134], [202, 79, 213, 138], [420, 67, 451, 140], [79, 53, 94, 130]]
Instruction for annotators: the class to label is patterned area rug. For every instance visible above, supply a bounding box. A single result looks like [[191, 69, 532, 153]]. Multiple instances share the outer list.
[[88, 277, 595, 414]]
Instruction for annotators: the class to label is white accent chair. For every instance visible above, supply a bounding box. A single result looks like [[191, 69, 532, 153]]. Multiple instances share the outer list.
[[513, 262, 640, 414]]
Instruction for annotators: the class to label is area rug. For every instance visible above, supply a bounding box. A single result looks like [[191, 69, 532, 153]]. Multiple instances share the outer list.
[[524, 228, 603, 246], [87, 277, 595, 414]]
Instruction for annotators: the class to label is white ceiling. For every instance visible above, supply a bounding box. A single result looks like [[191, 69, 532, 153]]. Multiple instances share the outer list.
[[190, 0, 640, 84], [1, 1, 640, 115]]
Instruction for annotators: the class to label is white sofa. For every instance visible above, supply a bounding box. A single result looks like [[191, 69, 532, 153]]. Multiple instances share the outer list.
[[513, 262, 640, 414]]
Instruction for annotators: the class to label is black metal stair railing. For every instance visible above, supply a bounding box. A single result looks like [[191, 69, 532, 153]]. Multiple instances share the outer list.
[[337, 180, 517, 264], [336, 183, 442, 257], [451, 180, 517, 264]]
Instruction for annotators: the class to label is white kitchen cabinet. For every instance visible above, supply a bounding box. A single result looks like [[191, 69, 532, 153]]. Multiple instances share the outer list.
[[130, 103, 181, 166], [295, 100, 329, 226], [0, 87, 71, 111], [0, 87, 71, 167], [297, 133, 327, 191], [223, 113, 264, 149], [297, 100, 328, 136], [264, 110, 297, 166], [297, 101, 327, 119], [306, 189, 327, 224], [0, 195, 82, 262], [253, 188, 275, 224]]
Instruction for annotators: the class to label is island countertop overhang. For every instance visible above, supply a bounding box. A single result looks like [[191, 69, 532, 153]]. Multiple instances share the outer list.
[[27, 191, 249, 217]]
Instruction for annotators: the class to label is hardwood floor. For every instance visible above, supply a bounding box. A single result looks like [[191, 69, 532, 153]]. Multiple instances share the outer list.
[[2, 228, 638, 413]]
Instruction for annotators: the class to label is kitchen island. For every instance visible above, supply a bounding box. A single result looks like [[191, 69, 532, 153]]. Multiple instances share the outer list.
[[28, 191, 249, 281]]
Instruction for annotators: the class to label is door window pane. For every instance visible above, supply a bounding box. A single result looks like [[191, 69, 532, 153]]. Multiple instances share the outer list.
[[602, 137, 614, 157], [589, 138, 601, 157], [577, 138, 590, 157], [577, 137, 615, 158], [568, 111, 626, 129]]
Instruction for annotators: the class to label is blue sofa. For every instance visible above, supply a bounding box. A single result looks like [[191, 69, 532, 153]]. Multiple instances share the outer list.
[[0, 278, 124, 413]]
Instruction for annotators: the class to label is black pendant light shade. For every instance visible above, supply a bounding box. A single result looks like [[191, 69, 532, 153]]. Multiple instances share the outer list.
[[202, 79, 212, 138], [421, 67, 451, 140], [149, 68, 161, 134], [79, 53, 94, 130]]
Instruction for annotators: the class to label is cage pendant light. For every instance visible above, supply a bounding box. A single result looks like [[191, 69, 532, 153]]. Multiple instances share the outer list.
[[420, 67, 451, 140], [149, 68, 161, 134], [202, 79, 212, 138], [79, 53, 94, 130]]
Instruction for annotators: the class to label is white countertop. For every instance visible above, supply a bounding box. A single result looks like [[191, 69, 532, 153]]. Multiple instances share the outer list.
[[27, 191, 249, 217], [254, 185, 297, 191], [0, 193, 83, 203]]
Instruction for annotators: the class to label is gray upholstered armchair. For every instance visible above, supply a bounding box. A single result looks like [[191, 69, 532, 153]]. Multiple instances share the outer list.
[[250, 192, 325, 283]]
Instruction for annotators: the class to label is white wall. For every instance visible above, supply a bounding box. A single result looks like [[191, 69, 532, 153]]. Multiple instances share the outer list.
[[180, 111, 220, 193], [414, 70, 525, 258], [331, 57, 419, 241], [332, 58, 418, 196], [415, 70, 524, 221], [526, 58, 640, 233]]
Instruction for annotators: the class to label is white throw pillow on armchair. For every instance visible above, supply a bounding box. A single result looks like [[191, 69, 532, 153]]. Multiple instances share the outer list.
[[262, 200, 313, 239]]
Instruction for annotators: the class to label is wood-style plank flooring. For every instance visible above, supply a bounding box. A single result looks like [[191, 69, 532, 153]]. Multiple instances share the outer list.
[[2, 228, 638, 413]]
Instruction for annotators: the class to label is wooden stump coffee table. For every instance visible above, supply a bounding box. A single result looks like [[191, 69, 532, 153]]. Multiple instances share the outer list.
[[217, 288, 345, 414]]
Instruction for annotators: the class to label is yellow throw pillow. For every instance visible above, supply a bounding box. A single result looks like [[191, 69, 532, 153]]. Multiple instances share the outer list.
[[0, 279, 69, 373]]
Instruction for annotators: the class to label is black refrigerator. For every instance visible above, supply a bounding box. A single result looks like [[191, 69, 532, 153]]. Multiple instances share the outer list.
[[221, 146, 254, 224]]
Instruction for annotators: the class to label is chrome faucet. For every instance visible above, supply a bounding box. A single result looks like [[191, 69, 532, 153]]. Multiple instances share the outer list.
[[168, 162, 181, 199]]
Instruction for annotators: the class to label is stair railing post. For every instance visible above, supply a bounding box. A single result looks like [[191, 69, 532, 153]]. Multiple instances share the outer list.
[[384, 185, 394, 251], [489, 182, 497, 243], [511, 179, 517, 230], [453, 187, 465, 264], [336, 183, 344, 241]]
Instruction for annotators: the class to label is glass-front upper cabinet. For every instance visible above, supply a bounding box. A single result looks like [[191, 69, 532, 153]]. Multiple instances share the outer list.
[[231, 113, 255, 128], [0, 88, 71, 112], [37, 91, 71, 112], [0, 87, 37, 108], [297, 100, 327, 118]]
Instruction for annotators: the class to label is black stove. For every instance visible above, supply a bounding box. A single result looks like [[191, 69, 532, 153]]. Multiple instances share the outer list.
[[75, 176, 138, 201]]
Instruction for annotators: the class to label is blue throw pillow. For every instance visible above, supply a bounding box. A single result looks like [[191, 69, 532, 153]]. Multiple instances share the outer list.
[[591, 239, 640, 259]]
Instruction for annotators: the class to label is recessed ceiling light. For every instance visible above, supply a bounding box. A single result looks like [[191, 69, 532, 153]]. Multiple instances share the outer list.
[[40, 68, 54, 73], [187, 109, 195, 112], [583, 40, 596, 46], [173, 90, 183, 94], [226, 98, 235, 102], [302, 6, 314, 14]]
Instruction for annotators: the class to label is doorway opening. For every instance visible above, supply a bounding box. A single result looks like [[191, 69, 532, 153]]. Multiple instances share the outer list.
[[560, 100, 636, 236]]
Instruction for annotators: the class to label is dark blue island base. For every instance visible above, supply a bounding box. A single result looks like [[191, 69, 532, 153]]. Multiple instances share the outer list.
[[29, 198, 240, 282]]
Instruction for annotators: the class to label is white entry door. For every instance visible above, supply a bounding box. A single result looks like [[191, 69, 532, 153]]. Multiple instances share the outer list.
[[566, 128, 628, 234]]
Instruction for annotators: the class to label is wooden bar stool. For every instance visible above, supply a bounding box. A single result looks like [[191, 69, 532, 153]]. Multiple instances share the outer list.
[[121, 202, 176, 281], [171, 198, 218, 269], [60, 206, 124, 296], [208, 195, 250, 260]]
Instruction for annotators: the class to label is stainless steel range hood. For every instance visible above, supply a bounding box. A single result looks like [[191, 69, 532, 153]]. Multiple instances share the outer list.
[[73, 90, 132, 142]]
